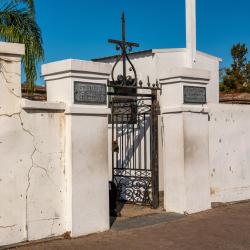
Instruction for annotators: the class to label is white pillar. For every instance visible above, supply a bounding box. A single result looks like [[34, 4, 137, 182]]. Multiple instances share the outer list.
[[42, 59, 112, 237], [0, 42, 26, 246], [186, 0, 196, 67], [160, 68, 211, 214], [0, 42, 24, 115]]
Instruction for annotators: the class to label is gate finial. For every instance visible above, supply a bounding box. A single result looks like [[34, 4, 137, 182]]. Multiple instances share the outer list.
[[108, 13, 139, 86]]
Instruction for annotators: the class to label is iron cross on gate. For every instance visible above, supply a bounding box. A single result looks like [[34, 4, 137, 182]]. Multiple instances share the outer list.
[[108, 12, 139, 85]]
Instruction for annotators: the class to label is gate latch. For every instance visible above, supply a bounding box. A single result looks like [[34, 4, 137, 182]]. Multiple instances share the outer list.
[[112, 140, 119, 153]]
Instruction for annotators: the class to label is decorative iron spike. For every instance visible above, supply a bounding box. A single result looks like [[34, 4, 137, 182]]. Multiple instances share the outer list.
[[156, 80, 159, 88], [139, 80, 143, 87], [147, 76, 150, 87], [117, 74, 124, 84]]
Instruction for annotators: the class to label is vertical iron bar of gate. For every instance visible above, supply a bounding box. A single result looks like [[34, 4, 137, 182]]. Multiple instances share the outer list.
[[111, 101, 115, 181], [121, 112, 124, 168], [116, 112, 118, 169], [151, 90, 159, 209], [126, 114, 129, 169], [132, 119, 135, 169], [144, 113, 146, 170]]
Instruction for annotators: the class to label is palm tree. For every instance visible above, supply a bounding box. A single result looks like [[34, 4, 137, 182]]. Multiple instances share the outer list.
[[0, 0, 44, 93]]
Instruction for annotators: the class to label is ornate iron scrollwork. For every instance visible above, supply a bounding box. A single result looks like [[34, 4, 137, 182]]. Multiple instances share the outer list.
[[108, 12, 139, 87], [108, 13, 161, 92]]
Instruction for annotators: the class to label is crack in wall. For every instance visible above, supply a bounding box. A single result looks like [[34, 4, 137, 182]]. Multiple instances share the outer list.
[[0, 56, 66, 244], [0, 57, 66, 243], [25, 141, 37, 240], [0, 57, 20, 63], [0, 110, 64, 241], [18, 113, 61, 241], [0, 59, 21, 98], [4, 112, 49, 240], [0, 111, 32, 240], [29, 217, 60, 223], [0, 224, 17, 229], [34, 165, 58, 187], [50, 217, 60, 236], [0, 112, 20, 118]]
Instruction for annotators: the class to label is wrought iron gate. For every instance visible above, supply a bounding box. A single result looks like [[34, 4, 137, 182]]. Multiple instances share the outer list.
[[107, 12, 160, 208], [110, 91, 159, 208]]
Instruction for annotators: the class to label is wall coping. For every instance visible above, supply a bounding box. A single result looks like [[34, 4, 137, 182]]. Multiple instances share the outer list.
[[161, 105, 209, 114], [65, 105, 111, 115], [94, 48, 222, 62], [21, 99, 66, 111], [159, 68, 211, 84], [0, 42, 25, 56], [41, 59, 112, 77], [152, 49, 222, 62]]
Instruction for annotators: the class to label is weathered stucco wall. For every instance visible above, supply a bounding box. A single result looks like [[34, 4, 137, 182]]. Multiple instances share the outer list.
[[0, 110, 66, 245], [1, 44, 111, 247], [23, 109, 66, 241], [0, 43, 67, 246], [209, 104, 250, 203]]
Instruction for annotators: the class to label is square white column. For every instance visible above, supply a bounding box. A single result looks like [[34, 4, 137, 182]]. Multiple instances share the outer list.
[[42, 59, 112, 237], [160, 67, 211, 214]]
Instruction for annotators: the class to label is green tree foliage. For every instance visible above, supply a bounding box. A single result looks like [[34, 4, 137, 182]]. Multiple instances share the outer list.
[[220, 43, 250, 92], [0, 0, 44, 93]]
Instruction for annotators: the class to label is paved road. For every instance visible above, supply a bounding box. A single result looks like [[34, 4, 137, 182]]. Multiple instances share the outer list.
[[10, 202, 250, 250]]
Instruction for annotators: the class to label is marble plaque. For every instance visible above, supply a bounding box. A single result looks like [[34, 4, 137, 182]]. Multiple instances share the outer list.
[[184, 86, 206, 104], [74, 82, 107, 105]]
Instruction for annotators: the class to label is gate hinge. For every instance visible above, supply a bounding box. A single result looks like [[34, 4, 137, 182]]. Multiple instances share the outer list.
[[156, 101, 161, 115]]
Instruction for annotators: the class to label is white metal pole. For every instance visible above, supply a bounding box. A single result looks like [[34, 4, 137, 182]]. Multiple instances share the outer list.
[[186, 0, 196, 67]]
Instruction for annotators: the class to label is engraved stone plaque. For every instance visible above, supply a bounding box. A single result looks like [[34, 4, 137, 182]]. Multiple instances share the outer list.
[[184, 86, 206, 104], [74, 82, 107, 105]]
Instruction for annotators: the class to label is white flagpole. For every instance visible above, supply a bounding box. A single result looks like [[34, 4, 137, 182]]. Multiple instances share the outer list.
[[186, 0, 197, 68]]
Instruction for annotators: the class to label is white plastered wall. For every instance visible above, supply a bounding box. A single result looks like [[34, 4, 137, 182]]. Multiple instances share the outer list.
[[0, 43, 111, 247], [0, 108, 67, 246], [209, 103, 250, 203], [155, 50, 221, 104], [0, 42, 67, 245]]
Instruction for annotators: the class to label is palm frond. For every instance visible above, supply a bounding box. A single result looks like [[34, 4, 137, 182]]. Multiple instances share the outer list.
[[12, 0, 35, 15], [0, 3, 44, 92]]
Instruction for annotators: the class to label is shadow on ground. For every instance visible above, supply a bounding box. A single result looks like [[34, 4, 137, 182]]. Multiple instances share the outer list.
[[110, 199, 183, 231]]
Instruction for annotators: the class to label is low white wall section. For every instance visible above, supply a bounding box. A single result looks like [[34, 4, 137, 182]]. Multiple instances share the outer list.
[[0, 102, 67, 245], [209, 104, 250, 203], [0, 43, 67, 245], [0, 44, 111, 247]]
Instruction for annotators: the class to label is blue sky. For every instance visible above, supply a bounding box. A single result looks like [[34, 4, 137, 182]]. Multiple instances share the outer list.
[[34, 0, 250, 84]]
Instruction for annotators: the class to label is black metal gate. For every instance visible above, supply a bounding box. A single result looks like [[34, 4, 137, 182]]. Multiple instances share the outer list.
[[110, 90, 159, 208], [107, 13, 160, 208]]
